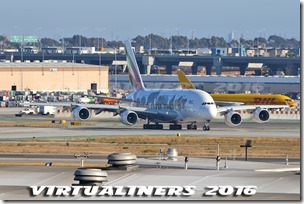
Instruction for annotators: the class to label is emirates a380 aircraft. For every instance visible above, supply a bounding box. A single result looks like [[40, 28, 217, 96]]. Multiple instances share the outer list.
[[24, 41, 288, 131]]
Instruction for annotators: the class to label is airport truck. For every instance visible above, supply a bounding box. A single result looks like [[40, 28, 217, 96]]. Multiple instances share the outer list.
[[38, 106, 56, 115], [20, 108, 35, 115], [15, 108, 36, 117]]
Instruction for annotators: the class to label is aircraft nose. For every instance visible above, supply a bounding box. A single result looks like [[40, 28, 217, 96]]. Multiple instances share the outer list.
[[208, 106, 217, 119]]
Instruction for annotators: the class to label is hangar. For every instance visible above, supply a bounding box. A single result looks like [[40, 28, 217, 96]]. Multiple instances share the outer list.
[[0, 61, 109, 92]]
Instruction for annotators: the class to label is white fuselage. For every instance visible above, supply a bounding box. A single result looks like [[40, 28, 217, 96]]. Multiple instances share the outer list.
[[128, 89, 217, 123]]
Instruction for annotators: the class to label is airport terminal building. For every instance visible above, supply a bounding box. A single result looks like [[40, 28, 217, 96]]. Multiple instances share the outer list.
[[109, 74, 300, 97], [0, 62, 109, 92], [0, 61, 299, 98]]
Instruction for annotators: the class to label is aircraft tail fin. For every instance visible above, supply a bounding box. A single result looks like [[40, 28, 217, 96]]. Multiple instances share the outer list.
[[125, 40, 145, 91], [176, 70, 196, 89]]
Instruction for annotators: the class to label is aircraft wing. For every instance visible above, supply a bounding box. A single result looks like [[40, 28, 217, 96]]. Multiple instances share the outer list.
[[19, 102, 75, 107], [75, 103, 179, 121], [20, 102, 179, 121], [81, 94, 135, 102], [71, 103, 146, 112], [20, 102, 140, 112], [217, 105, 289, 115]]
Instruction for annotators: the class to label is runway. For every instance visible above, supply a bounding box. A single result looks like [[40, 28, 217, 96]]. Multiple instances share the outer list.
[[0, 107, 300, 140], [0, 108, 300, 201], [0, 120, 300, 141]]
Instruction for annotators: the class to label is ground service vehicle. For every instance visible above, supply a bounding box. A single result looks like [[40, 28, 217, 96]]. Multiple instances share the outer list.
[[38, 106, 56, 115]]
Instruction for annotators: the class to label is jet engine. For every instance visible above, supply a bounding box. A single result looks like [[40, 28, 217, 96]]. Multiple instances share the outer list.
[[252, 108, 270, 123], [72, 106, 91, 121], [120, 111, 138, 125], [224, 111, 242, 127]]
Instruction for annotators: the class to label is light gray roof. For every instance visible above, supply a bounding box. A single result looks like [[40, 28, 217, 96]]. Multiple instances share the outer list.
[[0, 61, 106, 68]]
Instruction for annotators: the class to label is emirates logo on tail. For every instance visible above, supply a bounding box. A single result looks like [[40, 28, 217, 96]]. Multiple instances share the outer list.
[[125, 40, 145, 91]]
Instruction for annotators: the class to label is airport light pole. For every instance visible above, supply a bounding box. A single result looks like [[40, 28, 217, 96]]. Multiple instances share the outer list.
[[62, 38, 65, 54], [187, 33, 190, 54], [95, 27, 106, 52], [79, 27, 88, 53], [101, 37, 104, 52], [114, 47, 117, 95], [149, 33, 152, 55], [170, 34, 173, 55], [99, 52, 101, 66], [101, 30, 106, 51], [97, 37, 99, 51], [79, 35, 81, 54], [230, 30, 242, 57], [20, 35, 24, 62], [55, 27, 64, 53]]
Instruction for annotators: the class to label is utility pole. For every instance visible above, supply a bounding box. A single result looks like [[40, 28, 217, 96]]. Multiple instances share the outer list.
[[97, 37, 99, 51], [114, 46, 117, 95], [79, 35, 81, 54], [149, 33, 152, 55], [170, 35, 173, 55]]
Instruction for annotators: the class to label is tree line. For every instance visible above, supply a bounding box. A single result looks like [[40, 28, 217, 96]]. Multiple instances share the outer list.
[[0, 34, 300, 51]]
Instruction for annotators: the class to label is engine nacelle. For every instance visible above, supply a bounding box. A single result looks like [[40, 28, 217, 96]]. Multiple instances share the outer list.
[[224, 111, 242, 127], [252, 108, 270, 123], [120, 111, 138, 125], [72, 106, 91, 121]]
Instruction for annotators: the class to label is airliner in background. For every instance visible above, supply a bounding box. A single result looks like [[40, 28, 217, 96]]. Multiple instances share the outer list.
[[23, 41, 288, 131], [176, 70, 296, 108]]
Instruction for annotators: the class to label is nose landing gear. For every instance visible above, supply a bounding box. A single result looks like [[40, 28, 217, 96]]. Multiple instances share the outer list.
[[203, 120, 210, 131]]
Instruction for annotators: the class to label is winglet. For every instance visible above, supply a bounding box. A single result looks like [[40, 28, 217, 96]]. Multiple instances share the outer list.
[[125, 40, 145, 91], [176, 70, 196, 89]]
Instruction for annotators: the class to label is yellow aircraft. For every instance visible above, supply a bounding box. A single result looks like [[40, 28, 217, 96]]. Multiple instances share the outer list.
[[176, 70, 296, 108]]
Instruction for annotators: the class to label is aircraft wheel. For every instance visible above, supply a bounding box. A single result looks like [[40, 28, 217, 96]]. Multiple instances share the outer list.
[[169, 124, 175, 130], [156, 124, 163, 130], [203, 126, 210, 131]]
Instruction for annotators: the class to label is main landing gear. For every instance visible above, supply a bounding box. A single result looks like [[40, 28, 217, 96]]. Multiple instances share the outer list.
[[203, 120, 210, 131], [143, 123, 163, 130], [187, 122, 197, 130], [169, 124, 182, 130], [142, 121, 210, 131]]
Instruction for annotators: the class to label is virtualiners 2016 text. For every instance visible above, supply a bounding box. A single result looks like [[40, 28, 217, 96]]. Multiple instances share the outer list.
[[29, 186, 196, 197]]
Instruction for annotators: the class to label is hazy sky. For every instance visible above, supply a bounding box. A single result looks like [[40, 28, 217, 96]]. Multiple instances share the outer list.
[[0, 0, 300, 41]]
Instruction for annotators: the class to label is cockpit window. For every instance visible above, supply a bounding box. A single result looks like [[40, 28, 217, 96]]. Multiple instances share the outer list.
[[202, 102, 214, 105]]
